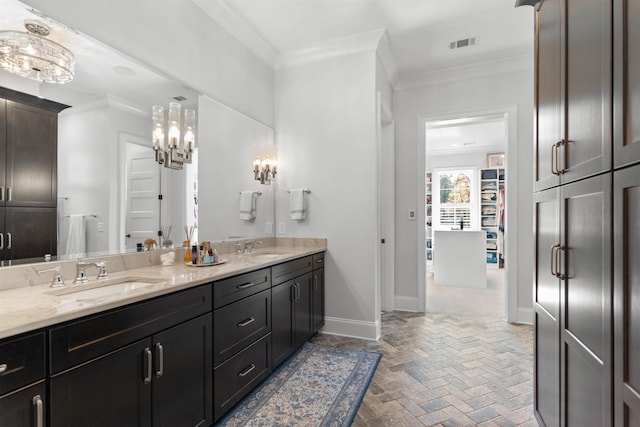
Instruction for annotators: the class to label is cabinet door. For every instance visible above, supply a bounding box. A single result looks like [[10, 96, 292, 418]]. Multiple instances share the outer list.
[[535, 0, 563, 192], [312, 268, 325, 334], [50, 338, 152, 427], [613, 165, 640, 426], [5, 101, 57, 207], [533, 188, 560, 427], [293, 273, 313, 348], [152, 314, 212, 427], [563, 0, 612, 184], [271, 279, 294, 368], [613, 0, 640, 168], [0, 381, 46, 427], [4, 208, 56, 261], [0, 100, 5, 205], [560, 174, 612, 426]]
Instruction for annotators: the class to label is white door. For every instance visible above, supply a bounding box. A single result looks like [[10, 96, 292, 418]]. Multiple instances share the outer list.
[[125, 145, 160, 250]]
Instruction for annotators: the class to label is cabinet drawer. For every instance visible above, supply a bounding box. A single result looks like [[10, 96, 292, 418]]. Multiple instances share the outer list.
[[312, 252, 325, 269], [49, 284, 212, 374], [213, 268, 270, 309], [214, 333, 271, 422], [0, 332, 45, 395], [272, 256, 312, 285], [214, 288, 271, 366]]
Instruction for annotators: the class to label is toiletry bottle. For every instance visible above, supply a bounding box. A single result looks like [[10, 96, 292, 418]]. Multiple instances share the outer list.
[[183, 240, 191, 263], [191, 244, 198, 264], [213, 249, 218, 264]]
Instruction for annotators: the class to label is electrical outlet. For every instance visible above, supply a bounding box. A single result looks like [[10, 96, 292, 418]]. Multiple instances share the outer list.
[[408, 210, 416, 220], [266, 222, 273, 234]]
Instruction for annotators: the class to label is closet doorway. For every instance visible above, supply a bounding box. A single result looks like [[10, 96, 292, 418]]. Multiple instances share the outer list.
[[422, 111, 512, 318]]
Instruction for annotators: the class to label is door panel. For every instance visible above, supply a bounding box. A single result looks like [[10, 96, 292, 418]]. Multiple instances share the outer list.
[[614, 166, 640, 426], [125, 146, 159, 250], [614, 0, 640, 167], [535, 0, 563, 191], [535, 188, 560, 318], [564, 0, 612, 184], [5, 207, 57, 261], [535, 310, 560, 427], [560, 174, 612, 426]]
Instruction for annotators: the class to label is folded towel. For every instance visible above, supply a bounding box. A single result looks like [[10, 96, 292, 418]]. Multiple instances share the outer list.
[[290, 189, 306, 220], [240, 191, 256, 221], [66, 214, 86, 258]]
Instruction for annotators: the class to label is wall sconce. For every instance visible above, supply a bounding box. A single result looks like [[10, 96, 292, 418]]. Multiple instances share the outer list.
[[514, 0, 542, 7], [152, 102, 195, 170], [253, 157, 277, 184]]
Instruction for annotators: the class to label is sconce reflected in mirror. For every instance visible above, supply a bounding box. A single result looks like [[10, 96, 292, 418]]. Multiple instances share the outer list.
[[253, 156, 277, 184], [152, 102, 195, 170]]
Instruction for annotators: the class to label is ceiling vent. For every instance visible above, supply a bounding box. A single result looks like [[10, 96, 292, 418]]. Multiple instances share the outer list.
[[449, 37, 478, 50], [172, 95, 187, 102]]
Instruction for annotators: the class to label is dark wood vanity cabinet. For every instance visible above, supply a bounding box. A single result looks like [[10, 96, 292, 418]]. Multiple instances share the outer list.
[[48, 285, 213, 427], [0, 87, 68, 262], [0, 332, 46, 427], [312, 253, 325, 334]]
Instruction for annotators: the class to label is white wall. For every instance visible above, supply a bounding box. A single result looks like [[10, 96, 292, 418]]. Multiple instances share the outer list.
[[23, 0, 274, 127], [198, 95, 275, 242], [394, 66, 535, 323], [275, 51, 380, 339]]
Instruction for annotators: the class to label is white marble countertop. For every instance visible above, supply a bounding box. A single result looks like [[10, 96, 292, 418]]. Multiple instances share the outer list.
[[0, 243, 325, 340]]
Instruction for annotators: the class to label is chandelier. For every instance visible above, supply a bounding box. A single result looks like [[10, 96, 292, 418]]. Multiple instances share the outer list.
[[153, 102, 196, 170], [0, 20, 74, 84]]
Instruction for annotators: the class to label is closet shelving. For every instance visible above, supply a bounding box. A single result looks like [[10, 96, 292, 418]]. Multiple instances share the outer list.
[[480, 168, 505, 267]]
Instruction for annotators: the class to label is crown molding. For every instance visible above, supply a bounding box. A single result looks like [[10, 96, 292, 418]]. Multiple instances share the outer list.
[[396, 54, 534, 90], [192, 0, 278, 68], [59, 94, 147, 117], [275, 28, 387, 70], [376, 30, 400, 87]]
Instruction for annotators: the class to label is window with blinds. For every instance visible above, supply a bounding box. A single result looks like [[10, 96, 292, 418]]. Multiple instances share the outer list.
[[433, 168, 477, 230]]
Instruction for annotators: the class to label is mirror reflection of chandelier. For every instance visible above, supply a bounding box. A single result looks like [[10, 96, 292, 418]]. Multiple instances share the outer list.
[[0, 20, 75, 84], [152, 102, 196, 170]]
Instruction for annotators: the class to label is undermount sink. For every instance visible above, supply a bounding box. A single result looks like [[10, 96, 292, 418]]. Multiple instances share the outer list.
[[48, 276, 165, 300]]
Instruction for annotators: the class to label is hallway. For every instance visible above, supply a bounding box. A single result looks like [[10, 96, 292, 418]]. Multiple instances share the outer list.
[[312, 311, 536, 426]]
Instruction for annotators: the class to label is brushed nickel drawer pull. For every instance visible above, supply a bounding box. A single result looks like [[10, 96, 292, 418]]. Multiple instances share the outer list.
[[0, 363, 7, 374], [237, 317, 255, 327], [0, 187, 3, 202], [144, 347, 153, 384], [238, 364, 256, 377], [236, 282, 256, 289], [316, 259, 323, 263], [33, 395, 44, 427], [6, 187, 11, 202], [155, 343, 164, 378], [6, 233, 11, 250]]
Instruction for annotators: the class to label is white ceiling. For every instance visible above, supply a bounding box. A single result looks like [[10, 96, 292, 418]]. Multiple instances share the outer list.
[[426, 115, 506, 155], [196, 0, 535, 79]]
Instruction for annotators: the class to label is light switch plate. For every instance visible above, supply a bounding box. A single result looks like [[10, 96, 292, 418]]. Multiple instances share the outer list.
[[408, 210, 416, 220]]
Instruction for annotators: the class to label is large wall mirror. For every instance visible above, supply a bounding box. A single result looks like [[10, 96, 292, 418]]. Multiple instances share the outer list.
[[0, 0, 275, 264]]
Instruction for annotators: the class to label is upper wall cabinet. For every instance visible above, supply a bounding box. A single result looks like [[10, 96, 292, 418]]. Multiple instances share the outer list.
[[613, 0, 640, 167], [535, 0, 612, 192], [0, 87, 68, 207]]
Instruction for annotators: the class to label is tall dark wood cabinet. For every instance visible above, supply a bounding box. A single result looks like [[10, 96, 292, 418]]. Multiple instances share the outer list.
[[0, 87, 68, 262], [534, 0, 640, 426]]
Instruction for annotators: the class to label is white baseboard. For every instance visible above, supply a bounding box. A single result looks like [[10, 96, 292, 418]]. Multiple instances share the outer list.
[[516, 307, 534, 325], [394, 296, 418, 312], [321, 316, 380, 341]]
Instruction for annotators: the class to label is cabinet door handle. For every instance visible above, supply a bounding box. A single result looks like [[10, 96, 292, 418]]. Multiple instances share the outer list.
[[238, 364, 256, 377], [6, 187, 10, 202], [313, 275, 318, 291], [316, 259, 323, 264], [0, 187, 3, 202], [550, 244, 559, 277], [143, 347, 153, 384], [0, 234, 3, 250], [556, 245, 566, 280], [236, 282, 256, 289], [6, 233, 11, 250], [237, 317, 255, 327], [293, 283, 300, 300], [33, 395, 44, 427], [155, 343, 164, 378], [0, 363, 6, 374], [551, 142, 558, 175]]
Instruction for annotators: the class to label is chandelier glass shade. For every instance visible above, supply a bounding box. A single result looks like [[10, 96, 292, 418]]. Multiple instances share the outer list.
[[153, 102, 196, 170], [0, 21, 74, 84]]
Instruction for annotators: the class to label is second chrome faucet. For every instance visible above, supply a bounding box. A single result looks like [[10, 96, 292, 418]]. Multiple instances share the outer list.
[[73, 260, 109, 284]]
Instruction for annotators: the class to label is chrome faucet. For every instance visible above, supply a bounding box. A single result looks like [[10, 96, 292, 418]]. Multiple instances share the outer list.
[[37, 266, 65, 288], [74, 260, 109, 284]]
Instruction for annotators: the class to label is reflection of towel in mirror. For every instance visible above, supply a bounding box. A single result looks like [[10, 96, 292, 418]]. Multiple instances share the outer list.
[[66, 214, 86, 258], [240, 191, 256, 221], [290, 189, 306, 220]]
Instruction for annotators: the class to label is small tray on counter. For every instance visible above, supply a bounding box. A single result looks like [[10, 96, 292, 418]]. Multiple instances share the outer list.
[[185, 259, 227, 267]]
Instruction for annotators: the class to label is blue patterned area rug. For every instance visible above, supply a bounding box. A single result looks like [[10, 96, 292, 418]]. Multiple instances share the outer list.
[[217, 342, 381, 426]]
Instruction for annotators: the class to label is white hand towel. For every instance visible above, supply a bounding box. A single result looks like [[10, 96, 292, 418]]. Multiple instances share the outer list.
[[66, 214, 86, 258], [240, 191, 256, 221], [290, 189, 306, 220]]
